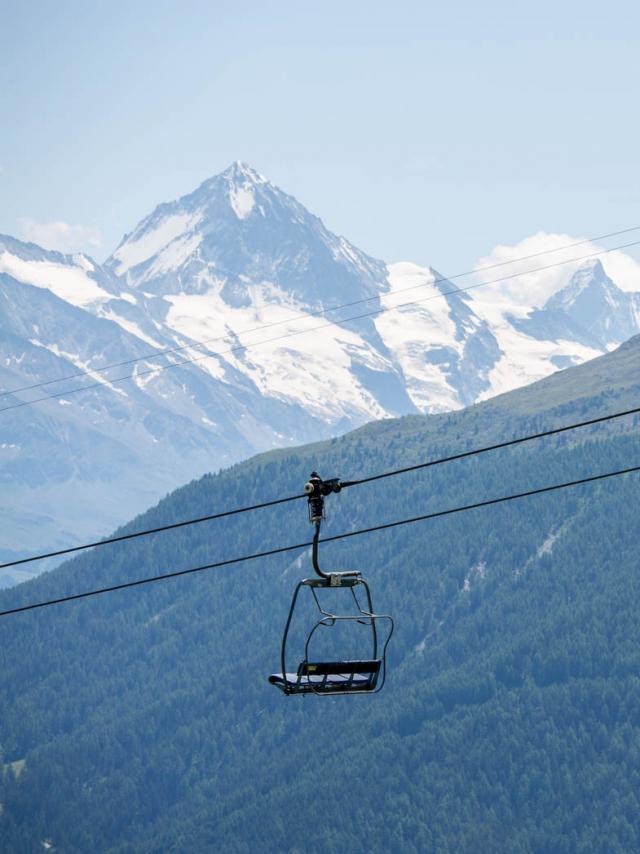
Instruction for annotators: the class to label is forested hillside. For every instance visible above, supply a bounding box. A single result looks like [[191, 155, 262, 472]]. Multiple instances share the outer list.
[[1, 337, 639, 853]]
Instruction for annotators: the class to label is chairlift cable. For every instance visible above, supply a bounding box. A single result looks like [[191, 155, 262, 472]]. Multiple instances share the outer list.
[[2, 402, 639, 571], [0, 492, 305, 570], [1, 463, 638, 618], [340, 404, 640, 489]]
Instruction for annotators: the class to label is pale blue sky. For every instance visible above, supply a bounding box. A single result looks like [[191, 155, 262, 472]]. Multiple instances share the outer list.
[[2, 0, 639, 272]]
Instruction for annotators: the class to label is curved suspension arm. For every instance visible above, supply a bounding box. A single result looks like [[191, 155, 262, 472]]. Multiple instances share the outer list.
[[311, 519, 330, 580]]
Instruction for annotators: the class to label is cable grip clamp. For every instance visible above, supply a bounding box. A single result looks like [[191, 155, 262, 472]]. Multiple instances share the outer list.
[[304, 471, 341, 522]]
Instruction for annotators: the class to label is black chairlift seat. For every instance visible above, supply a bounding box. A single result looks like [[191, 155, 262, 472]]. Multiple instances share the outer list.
[[268, 472, 394, 697], [269, 659, 381, 695], [268, 574, 392, 696]]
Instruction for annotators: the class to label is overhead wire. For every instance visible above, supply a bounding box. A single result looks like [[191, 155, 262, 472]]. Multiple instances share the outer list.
[[340, 405, 640, 488], [1, 463, 638, 618], [2, 402, 639, 570], [0, 492, 305, 570], [3, 238, 640, 414], [2, 223, 639, 400]]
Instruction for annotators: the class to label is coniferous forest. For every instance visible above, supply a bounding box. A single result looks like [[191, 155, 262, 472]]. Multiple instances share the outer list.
[[1, 337, 639, 852]]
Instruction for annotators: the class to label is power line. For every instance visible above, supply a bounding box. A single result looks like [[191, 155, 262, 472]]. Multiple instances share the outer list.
[[1, 463, 637, 618], [3, 238, 640, 415], [2, 402, 638, 570], [3, 223, 639, 399]]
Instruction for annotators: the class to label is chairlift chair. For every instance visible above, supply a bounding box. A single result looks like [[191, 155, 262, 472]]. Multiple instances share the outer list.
[[269, 472, 393, 696]]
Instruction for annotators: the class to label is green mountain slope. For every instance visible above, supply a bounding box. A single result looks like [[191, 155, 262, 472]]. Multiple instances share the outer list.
[[1, 337, 640, 853]]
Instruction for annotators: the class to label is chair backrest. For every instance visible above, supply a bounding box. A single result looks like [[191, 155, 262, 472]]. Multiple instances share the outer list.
[[298, 659, 381, 677]]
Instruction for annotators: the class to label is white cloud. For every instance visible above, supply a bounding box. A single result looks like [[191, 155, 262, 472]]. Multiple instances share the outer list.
[[471, 231, 640, 309], [19, 218, 103, 255]]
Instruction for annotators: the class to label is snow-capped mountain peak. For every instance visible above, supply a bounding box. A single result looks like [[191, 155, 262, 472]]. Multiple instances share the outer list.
[[206, 161, 267, 220], [546, 259, 640, 347], [106, 162, 388, 308], [226, 163, 262, 219], [222, 159, 268, 185], [547, 259, 610, 309]]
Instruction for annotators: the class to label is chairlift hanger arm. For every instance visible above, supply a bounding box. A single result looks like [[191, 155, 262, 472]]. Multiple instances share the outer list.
[[312, 518, 359, 581], [305, 472, 359, 581], [311, 520, 330, 580]]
